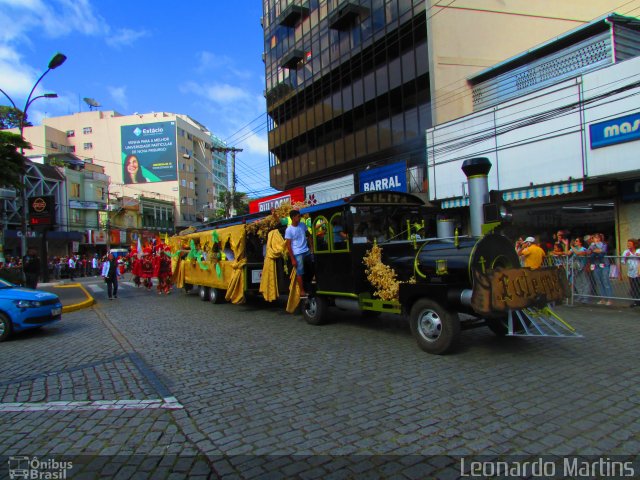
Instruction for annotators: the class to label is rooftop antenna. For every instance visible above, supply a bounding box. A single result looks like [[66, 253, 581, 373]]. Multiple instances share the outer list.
[[83, 97, 101, 111]]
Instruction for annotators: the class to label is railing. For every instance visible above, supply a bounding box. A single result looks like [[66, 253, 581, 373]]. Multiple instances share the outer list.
[[529, 255, 640, 307]]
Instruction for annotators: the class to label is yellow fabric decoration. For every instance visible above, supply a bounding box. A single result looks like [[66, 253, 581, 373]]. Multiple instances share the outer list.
[[172, 257, 186, 289], [286, 269, 301, 313], [225, 258, 247, 304], [260, 229, 287, 302]]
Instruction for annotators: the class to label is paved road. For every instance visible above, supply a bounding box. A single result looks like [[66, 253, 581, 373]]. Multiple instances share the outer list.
[[1, 279, 639, 478]]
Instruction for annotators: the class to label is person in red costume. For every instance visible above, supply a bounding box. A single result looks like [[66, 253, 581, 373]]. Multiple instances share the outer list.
[[130, 247, 142, 287], [140, 246, 154, 290], [156, 245, 173, 295]]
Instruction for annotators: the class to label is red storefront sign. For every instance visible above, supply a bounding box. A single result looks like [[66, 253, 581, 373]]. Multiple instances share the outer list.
[[249, 187, 305, 214]]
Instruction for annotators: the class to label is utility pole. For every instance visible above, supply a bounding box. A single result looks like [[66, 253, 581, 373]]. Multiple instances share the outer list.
[[210, 146, 243, 217]]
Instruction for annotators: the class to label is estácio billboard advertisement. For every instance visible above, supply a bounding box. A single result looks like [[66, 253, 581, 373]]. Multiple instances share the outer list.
[[121, 121, 177, 184]]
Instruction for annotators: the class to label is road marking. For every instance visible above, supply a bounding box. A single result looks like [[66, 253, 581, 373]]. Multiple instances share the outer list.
[[0, 397, 183, 412], [88, 284, 103, 293]]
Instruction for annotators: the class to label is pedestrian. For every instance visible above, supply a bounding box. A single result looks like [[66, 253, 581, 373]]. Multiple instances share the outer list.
[[67, 255, 76, 281], [22, 249, 41, 289], [91, 254, 99, 276], [621, 238, 640, 308], [101, 252, 121, 300], [517, 236, 545, 270], [588, 233, 613, 305], [285, 209, 313, 298], [569, 237, 589, 303]]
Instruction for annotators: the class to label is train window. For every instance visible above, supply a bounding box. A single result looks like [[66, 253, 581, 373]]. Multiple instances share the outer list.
[[352, 205, 425, 243], [329, 213, 349, 252], [313, 216, 329, 253]]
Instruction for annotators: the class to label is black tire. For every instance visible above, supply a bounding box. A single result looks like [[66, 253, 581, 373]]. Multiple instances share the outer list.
[[409, 299, 460, 355], [0, 313, 12, 342], [199, 286, 211, 301], [303, 296, 329, 325], [210, 288, 224, 304], [184, 283, 193, 294]]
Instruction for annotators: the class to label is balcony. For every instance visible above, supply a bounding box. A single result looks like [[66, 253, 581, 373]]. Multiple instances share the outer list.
[[278, 3, 309, 28], [280, 49, 305, 69], [328, 1, 368, 30]]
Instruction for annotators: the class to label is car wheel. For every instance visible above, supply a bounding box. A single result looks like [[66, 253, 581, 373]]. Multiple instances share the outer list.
[[0, 313, 12, 342], [303, 296, 328, 325], [199, 286, 211, 301], [409, 299, 460, 355], [210, 288, 224, 304]]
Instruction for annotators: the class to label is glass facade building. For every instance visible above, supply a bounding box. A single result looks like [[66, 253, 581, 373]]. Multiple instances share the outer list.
[[263, 0, 430, 190]]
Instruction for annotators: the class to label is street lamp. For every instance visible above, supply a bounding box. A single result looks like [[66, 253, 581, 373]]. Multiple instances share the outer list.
[[0, 52, 67, 259]]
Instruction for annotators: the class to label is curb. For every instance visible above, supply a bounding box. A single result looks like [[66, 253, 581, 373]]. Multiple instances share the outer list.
[[53, 283, 96, 313]]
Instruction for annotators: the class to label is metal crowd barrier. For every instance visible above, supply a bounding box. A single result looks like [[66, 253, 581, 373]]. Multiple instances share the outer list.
[[529, 255, 640, 307]]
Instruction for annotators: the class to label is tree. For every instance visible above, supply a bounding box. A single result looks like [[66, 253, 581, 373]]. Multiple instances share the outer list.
[[216, 190, 249, 219], [0, 106, 32, 130], [0, 131, 31, 189]]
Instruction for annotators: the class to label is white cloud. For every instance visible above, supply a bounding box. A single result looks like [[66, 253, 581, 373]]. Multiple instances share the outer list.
[[242, 132, 269, 156], [106, 28, 149, 49], [107, 86, 128, 110], [181, 81, 249, 105]]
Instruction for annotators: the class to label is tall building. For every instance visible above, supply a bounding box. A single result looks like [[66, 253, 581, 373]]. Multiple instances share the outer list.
[[262, 0, 625, 193], [36, 110, 225, 229]]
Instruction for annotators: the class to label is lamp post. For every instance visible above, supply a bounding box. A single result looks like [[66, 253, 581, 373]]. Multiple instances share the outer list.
[[0, 52, 67, 259]]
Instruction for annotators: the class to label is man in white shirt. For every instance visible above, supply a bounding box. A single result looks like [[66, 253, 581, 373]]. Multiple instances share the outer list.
[[91, 254, 99, 276], [67, 255, 76, 281], [285, 209, 313, 298]]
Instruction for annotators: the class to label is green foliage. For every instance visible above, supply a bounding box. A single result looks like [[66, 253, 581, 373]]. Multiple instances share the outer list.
[[215, 191, 249, 219], [0, 131, 31, 189], [0, 106, 31, 130]]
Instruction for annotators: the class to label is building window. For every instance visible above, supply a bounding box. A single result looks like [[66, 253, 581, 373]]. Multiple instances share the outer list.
[[49, 141, 59, 149], [66, 130, 75, 137], [70, 145, 76, 153], [83, 142, 93, 150], [71, 183, 81, 198], [181, 179, 186, 187], [189, 181, 194, 189], [83, 127, 92, 134]]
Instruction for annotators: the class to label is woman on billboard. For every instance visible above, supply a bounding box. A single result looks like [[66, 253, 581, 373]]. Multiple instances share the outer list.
[[124, 154, 148, 184]]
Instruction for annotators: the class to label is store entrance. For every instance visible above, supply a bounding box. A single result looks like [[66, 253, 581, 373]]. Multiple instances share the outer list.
[[505, 198, 616, 251]]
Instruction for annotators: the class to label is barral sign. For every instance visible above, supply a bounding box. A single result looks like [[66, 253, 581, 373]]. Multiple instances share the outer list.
[[358, 161, 407, 193], [589, 111, 640, 149], [121, 121, 177, 183], [249, 187, 305, 213]]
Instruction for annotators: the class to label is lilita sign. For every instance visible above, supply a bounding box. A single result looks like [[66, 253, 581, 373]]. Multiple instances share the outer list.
[[589, 111, 640, 149]]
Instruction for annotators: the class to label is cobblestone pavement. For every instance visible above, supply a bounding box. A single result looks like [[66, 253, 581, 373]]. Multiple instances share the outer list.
[[1, 281, 639, 478]]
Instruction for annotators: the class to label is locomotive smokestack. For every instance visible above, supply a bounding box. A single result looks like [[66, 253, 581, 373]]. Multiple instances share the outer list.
[[461, 157, 492, 237]]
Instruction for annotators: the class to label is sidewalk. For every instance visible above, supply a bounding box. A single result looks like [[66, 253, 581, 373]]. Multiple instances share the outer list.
[[37, 280, 95, 313]]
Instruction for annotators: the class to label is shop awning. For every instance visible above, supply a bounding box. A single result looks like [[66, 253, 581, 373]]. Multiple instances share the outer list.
[[502, 181, 584, 201], [440, 197, 470, 209]]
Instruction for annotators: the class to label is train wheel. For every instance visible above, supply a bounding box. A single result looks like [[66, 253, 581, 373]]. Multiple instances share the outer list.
[[409, 299, 460, 355], [210, 288, 224, 304], [199, 286, 211, 301], [303, 296, 328, 325]]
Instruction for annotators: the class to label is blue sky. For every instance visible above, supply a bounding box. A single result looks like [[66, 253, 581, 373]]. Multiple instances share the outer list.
[[0, 0, 277, 198]]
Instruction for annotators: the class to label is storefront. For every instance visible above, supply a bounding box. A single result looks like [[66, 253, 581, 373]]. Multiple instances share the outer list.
[[427, 56, 640, 249]]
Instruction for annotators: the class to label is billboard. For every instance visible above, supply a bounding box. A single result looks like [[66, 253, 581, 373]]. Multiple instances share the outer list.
[[249, 187, 305, 213], [358, 161, 407, 193], [589, 111, 640, 149], [121, 121, 177, 184], [29, 195, 55, 226]]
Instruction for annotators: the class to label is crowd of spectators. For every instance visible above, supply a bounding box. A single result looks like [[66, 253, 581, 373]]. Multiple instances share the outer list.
[[515, 229, 640, 307]]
